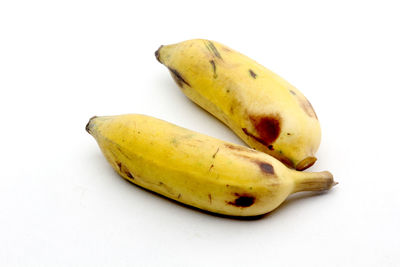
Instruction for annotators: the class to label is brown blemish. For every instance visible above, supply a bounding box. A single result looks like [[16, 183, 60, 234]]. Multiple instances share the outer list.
[[168, 67, 190, 87], [116, 162, 134, 179], [208, 194, 212, 204], [212, 147, 219, 158], [155, 45, 163, 63], [249, 69, 257, 79], [257, 162, 274, 174], [248, 115, 281, 145], [242, 128, 265, 146], [125, 171, 134, 179], [287, 133, 292, 136], [206, 41, 222, 59], [267, 145, 274, 150], [231, 153, 276, 176], [227, 193, 255, 207], [209, 164, 214, 171], [178, 193, 181, 199], [289, 90, 296, 95], [210, 60, 217, 78]]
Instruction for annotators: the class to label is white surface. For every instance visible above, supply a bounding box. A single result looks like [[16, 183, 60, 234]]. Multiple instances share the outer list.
[[1, 0, 399, 266]]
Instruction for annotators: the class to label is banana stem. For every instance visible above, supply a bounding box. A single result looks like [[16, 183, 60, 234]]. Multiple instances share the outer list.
[[292, 171, 337, 193]]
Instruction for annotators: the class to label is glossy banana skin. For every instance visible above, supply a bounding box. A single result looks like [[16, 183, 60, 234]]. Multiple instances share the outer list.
[[156, 39, 321, 170], [86, 114, 335, 216]]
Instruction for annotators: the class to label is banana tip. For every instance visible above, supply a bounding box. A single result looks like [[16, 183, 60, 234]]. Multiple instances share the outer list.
[[296, 156, 317, 171], [85, 116, 97, 134], [155, 45, 163, 63]]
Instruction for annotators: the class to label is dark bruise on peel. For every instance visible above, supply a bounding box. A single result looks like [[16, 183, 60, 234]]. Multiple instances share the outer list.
[[257, 162, 275, 175], [242, 128, 268, 146], [116, 162, 134, 179], [209, 60, 217, 78], [125, 171, 134, 179], [168, 67, 190, 87], [206, 41, 222, 60], [245, 115, 281, 145], [231, 153, 276, 176], [249, 69, 257, 79], [227, 193, 255, 207], [289, 90, 296, 95], [208, 194, 212, 204]]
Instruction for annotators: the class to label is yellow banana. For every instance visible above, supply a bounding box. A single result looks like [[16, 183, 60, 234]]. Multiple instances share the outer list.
[[86, 114, 335, 217], [156, 39, 321, 170]]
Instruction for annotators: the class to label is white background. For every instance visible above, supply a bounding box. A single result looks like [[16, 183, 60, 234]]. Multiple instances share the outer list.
[[1, 0, 399, 266]]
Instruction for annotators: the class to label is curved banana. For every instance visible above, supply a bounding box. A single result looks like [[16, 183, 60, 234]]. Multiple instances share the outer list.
[[155, 39, 321, 170], [86, 114, 335, 217]]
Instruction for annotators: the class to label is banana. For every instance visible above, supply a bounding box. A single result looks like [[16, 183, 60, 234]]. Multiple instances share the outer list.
[[155, 39, 321, 170], [86, 114, 335, 217]]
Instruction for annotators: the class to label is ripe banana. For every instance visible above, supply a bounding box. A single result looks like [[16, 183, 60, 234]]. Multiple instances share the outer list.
[[86, 114, 335, 217], [156, 39, 321, 170]]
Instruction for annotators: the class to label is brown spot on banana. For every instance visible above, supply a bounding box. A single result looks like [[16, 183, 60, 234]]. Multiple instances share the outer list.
[[249, 69, 257, 79], [227, 193, 255, 207], [168, 67, 191, 88], [116, 161, 122, 170], [212, 148, 219, 158], [116, 161, 134, 179], [242, 115, 281, 148], [229, 152, 276, 176], [256, 162, 274, 175], [249, 115, 281, 144], [209, 60, 217, 78], [205, 40, 222, 60], [209, 164, 214, 171], [242, 128, 267, 145]]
